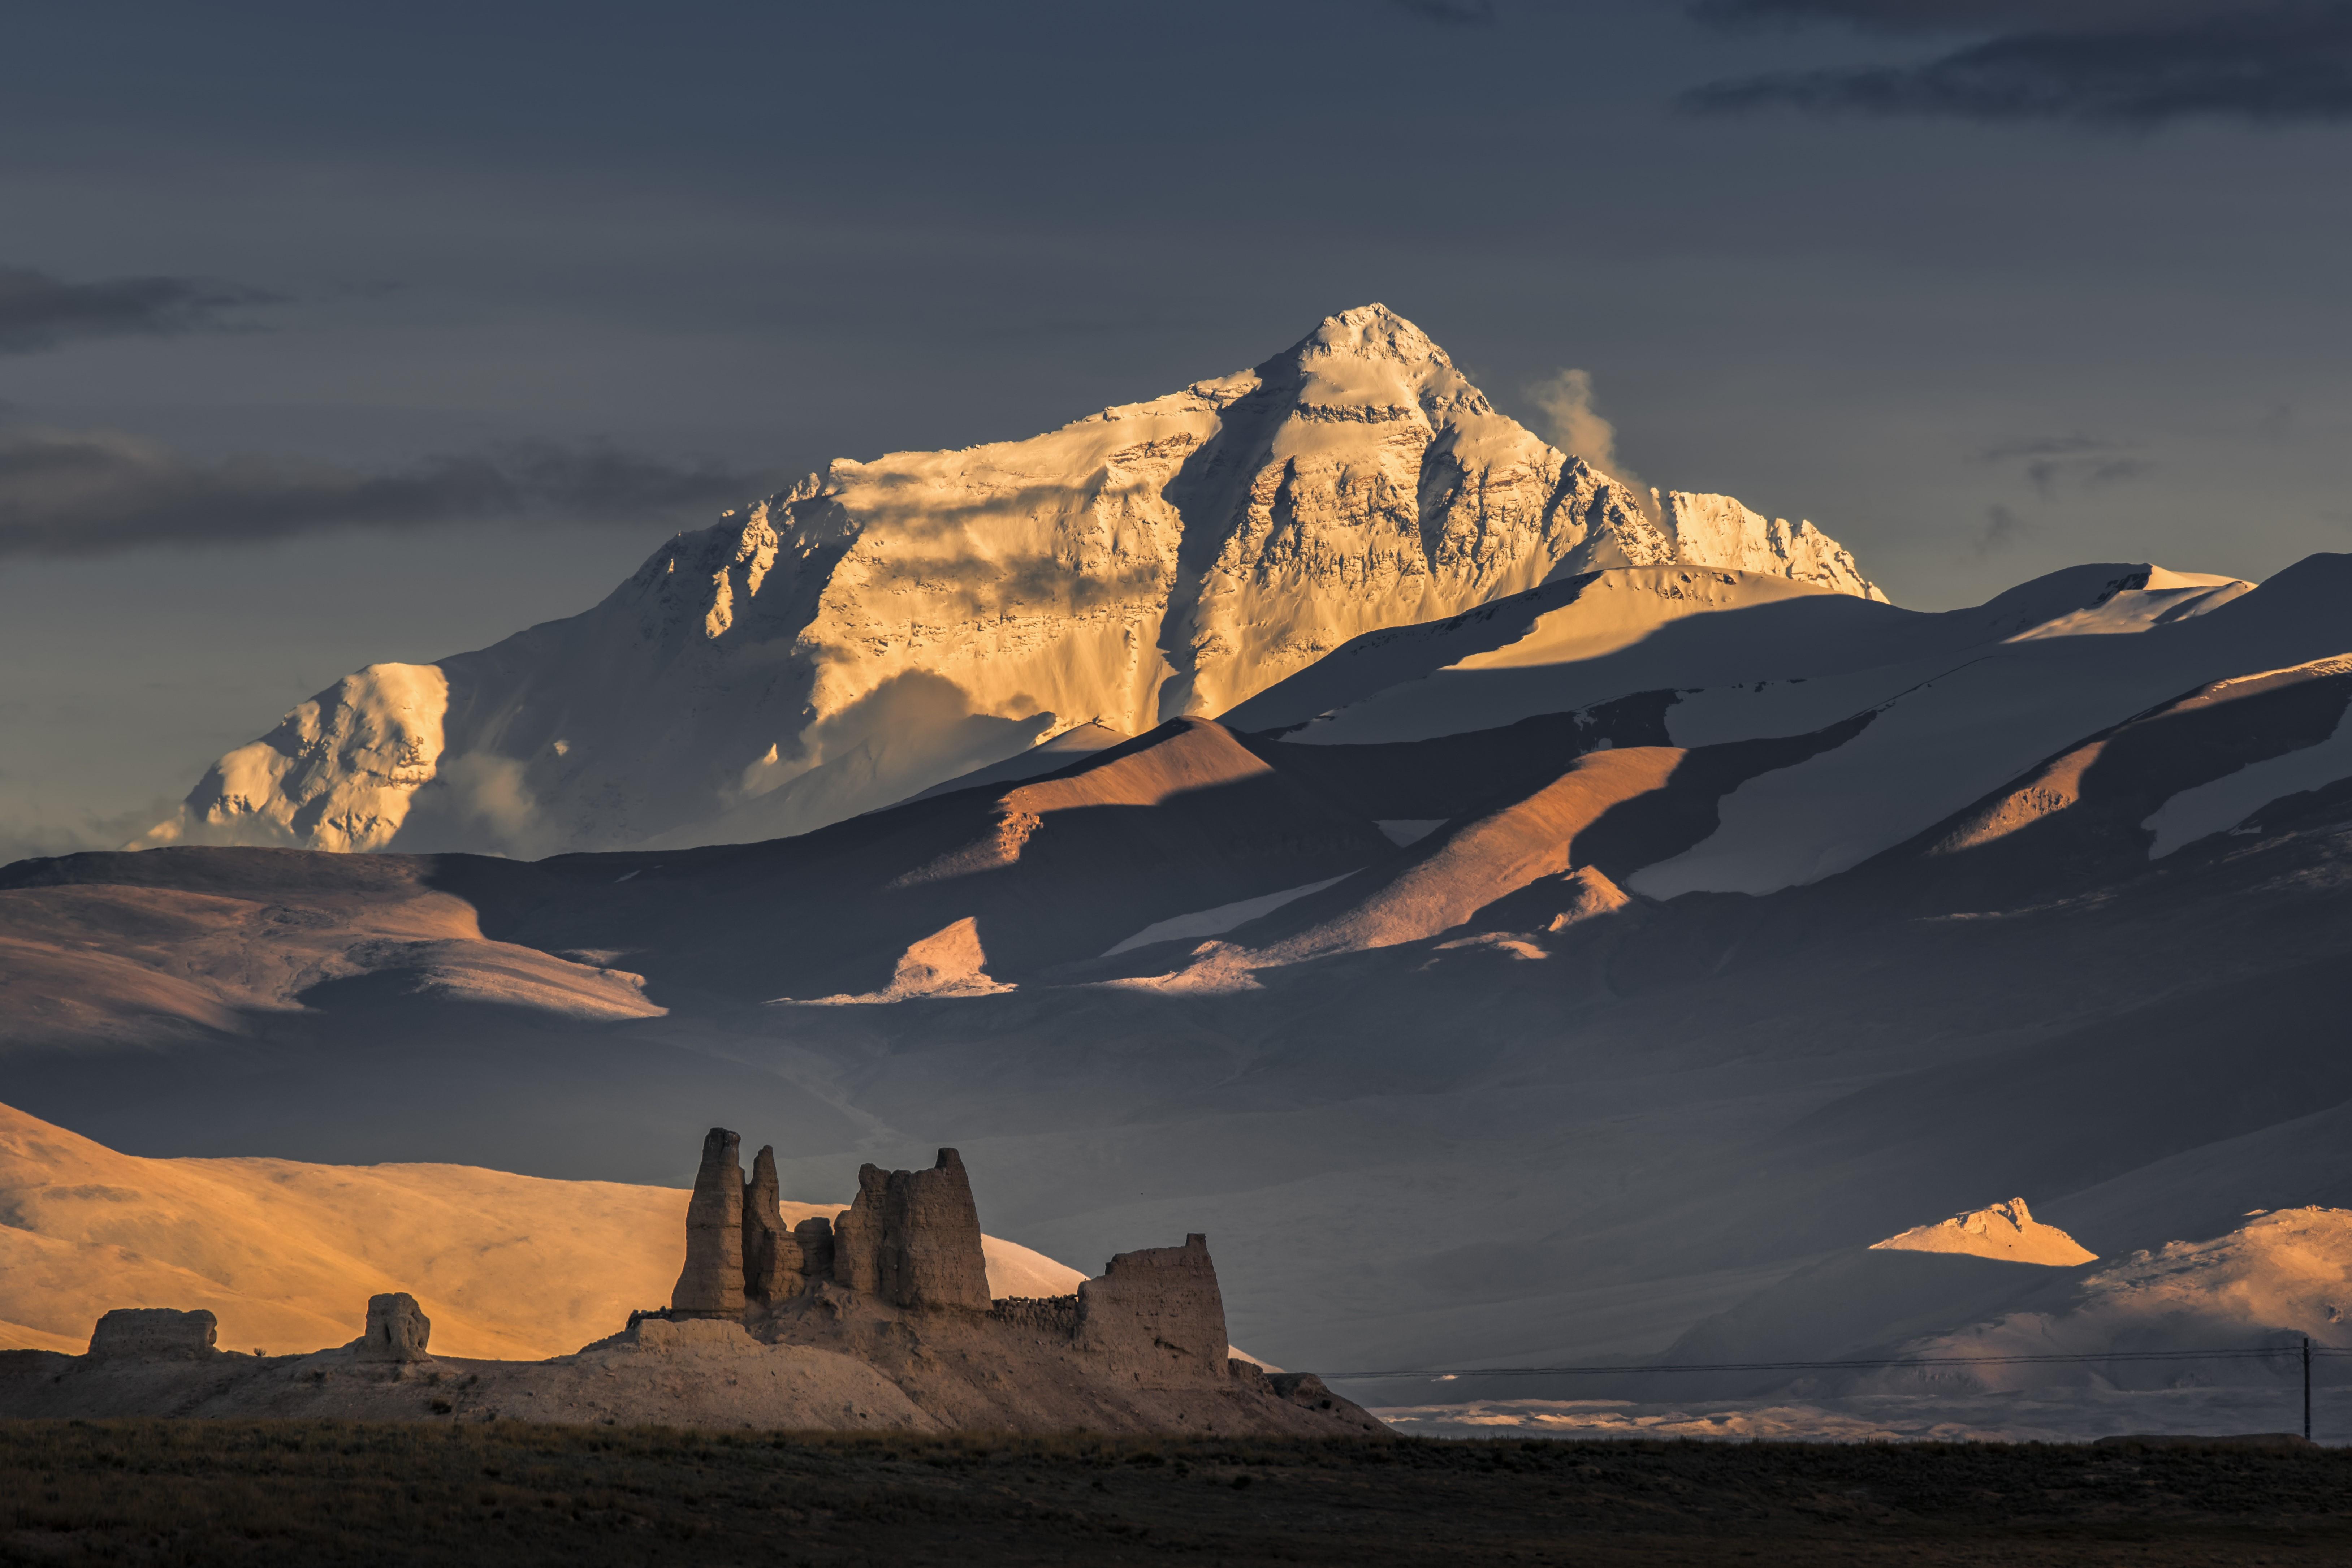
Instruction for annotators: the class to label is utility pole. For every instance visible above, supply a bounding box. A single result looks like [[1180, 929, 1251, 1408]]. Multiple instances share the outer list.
[[2305, 1336, 2313, 1442]]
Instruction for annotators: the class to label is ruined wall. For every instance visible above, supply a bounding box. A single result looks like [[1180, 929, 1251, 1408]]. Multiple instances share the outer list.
[[792, 1216, 835, 1283], [829, 1150, 991, 1311], [830, 1164, 889, 1296], [1075, 1234, 1229, 1389], [88, 1308, 216, 1360], [989, 1296, 1083, 1335], [881, 1149, 992, 1312]]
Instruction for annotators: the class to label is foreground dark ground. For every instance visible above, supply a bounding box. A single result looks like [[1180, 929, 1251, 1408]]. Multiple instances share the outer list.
[[3, 1424, 2349, 1566]]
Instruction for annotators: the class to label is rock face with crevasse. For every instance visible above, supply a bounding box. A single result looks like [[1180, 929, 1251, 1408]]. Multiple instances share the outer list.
[[140, 304, 1880, 859]]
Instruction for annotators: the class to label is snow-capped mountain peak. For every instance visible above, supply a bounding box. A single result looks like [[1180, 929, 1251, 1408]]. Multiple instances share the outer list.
[[144, 306, 1886, 858]]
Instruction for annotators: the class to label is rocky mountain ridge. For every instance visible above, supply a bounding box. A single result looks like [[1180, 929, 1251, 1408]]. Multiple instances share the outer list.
[[142, 305, 1880, 859]]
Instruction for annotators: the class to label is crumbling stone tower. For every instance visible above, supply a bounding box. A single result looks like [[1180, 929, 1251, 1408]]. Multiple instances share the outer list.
[[832, 1148, 992, 1311], [674, 1129, 988, 1320], [742, 1144, 797, 1304], [671, 1128, 747, 1318]]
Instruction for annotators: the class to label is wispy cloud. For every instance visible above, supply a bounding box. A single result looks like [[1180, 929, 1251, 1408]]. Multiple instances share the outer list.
[[1388, 0, 1498, 24], [0, 426, 766, 558], [1974, 501, 2029, 556], [1686, 1, 2352, 125], [0, 265, 279, 354], [0, 795, 185, 868], [1527, 367, 1660, 515]]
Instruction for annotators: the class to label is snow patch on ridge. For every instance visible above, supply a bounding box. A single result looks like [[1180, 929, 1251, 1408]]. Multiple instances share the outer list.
[[793, 917, 1013, 1005], [1871, 1198, 2097, 1267], [1102, 873, 1359, 956], [2005, 567, 2254, 641], [2144, 698, 2352, 858]]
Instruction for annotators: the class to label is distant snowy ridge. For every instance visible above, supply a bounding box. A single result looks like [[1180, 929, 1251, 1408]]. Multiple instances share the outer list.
[[142, 304, 1881, 858]]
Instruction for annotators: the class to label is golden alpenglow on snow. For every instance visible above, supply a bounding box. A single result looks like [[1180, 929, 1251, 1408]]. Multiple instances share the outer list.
[[1870, 1198, 2098, 1267], [140, 306, 1880, 861]]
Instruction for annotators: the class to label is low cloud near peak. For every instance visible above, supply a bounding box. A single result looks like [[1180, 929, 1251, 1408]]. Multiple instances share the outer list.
[[0, 425, 767, 558], [0, 265, 280, 355]]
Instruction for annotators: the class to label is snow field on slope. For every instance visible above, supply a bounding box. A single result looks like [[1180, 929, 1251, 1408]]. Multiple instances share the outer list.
[[1276, 571, 1858, 747], [1635, 592, 2352, 897], [2144, 702, 2352, 857], [1102, 873, 1361, 956]]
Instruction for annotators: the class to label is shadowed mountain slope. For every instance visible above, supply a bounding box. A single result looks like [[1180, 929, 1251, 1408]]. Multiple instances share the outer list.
[[9, 552, 2352, 1378]]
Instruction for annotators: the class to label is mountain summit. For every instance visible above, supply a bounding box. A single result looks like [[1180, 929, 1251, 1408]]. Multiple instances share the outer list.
[[145, 305, 1880, 857]]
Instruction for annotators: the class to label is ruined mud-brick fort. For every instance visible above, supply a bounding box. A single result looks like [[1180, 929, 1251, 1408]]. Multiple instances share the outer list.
[[0, 1127, 1383, 1434]]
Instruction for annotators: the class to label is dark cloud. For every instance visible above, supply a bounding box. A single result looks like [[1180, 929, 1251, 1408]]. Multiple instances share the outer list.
[[1974, 501, 2028, 555], [1694, 2, 2223, 28], [1388, 0, 1498, 24], [0, 427, 767, 558], [1686, 1, 2352, 124], [1973, 433, 2152, 498], [0, 266, 279, 354], [2027, 454, 2150, 497]]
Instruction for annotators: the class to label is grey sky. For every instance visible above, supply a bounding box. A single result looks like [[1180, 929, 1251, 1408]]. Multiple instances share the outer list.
[[1, 0, 2347, 859]]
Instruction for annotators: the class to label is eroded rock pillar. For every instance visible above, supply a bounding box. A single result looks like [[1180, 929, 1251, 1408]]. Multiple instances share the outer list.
[[671, 1127, 747, 1318]]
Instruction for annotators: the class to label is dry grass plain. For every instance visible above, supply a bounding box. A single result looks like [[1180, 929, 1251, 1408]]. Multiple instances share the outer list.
[[3, 1424, 2351, 1566]]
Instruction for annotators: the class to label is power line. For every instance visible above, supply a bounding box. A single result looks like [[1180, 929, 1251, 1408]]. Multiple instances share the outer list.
[[1325, 1346, 2332, 1381]]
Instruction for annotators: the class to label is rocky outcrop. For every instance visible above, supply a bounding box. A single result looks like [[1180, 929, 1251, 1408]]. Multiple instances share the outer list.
[[830, 1149, 992, 1312], [88, 1308, 216, 1360], [1661, 491, 1885, 602], [670, 1128, 746, 1318], [354, 1293, 432, 1362], [1075, 1234, 1230, 1389]]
